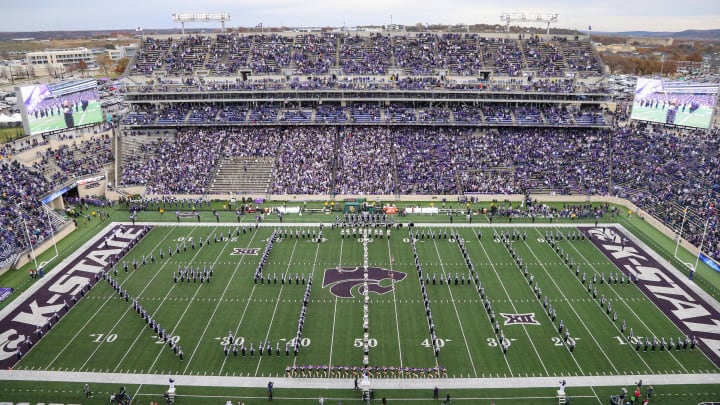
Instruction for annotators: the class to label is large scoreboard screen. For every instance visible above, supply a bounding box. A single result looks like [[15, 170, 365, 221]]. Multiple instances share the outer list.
[[16, 78, 103, 135], [630, 78, 718, 129]]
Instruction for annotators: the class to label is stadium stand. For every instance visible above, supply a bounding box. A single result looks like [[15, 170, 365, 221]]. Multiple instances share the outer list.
[[3, 29, 719, 271], [0, 160, 55, 268]]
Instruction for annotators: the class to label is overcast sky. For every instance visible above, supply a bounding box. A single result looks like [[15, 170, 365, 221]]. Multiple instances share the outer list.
[[2, 0, 718, 33]]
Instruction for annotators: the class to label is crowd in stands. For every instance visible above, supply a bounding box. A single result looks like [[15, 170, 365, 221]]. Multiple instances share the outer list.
[[0, 160, 54, 268], [32, 134, 113, 184], [0, 130, 118, 268], [611, 126, 720, 261], [334, 128, 395, 195], [114, 123, 719, 261], [251, 34, 294, 73], [129, 32, 604, 78], [119, 101, 610, 127], [0, 136, 48, 158], [206, 33, 253, 75], [1, 119, 719, 267], [292, 33, 339, 74], [122, 75, 607, 94], [120, 128, 282, 194], [121, 129, 224, 194], [270, 127, 335, 194]]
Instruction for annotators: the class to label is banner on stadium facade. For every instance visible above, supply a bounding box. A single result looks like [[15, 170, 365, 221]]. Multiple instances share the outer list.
[[699, 252, 720, 273], [76, 175, 104, 186], [276, 206, 301, 214], [40, 185, 73, 204], [0, 288, 13, 302], [404, 207, 439, 214]]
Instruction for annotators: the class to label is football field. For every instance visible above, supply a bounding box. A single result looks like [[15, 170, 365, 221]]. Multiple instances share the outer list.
[[7, 219, 719, 390]]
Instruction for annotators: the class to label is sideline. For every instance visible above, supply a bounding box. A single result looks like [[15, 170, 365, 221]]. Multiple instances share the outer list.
[[0, 369, 718, 390]]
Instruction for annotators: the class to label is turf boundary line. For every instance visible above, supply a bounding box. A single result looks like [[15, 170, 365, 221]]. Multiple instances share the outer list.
[[0, 369, 718, 389]]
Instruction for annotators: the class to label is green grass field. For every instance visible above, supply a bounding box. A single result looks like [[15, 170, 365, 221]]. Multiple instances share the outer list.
[[0, 126, 25, 144], [2, 203, 719, 404]]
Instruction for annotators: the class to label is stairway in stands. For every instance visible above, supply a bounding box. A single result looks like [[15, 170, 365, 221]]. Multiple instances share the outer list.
[[42, 205, 67, 229], [207, 157, 274, 194]]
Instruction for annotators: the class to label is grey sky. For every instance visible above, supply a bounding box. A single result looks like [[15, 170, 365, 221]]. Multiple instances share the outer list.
[[3, 0, 718, 33]]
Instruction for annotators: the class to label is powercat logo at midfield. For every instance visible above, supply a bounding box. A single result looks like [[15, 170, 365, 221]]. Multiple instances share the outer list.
[[582, 226, 720, 367], [323, 267, 407, 298], [0, 225, 150, 370]]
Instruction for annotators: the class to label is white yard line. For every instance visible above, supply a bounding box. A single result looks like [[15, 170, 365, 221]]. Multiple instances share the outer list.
[[473, 229, 551, 376], [559, 230, 688, 373], [518, 231, 619, 374], [253, 236, 303, 376], [410, 238, 440, 372], [113, 227, 216, 372], [45, 226, 177, 369], [429, 238, 478, 377], [452, 229, 514, 375], [589, 384, 604, 405], [387, 236, 404, 369], [182, 227, 262, 373], [327, 235, 346, 369], [146, 229, 237, 373], [217, 229, 265, 374], [491, 228, 586, 375]]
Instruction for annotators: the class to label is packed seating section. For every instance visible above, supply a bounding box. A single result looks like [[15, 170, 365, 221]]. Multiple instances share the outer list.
[[3, 123, 719, 265], [2, 32, 718, 270], [129, 32, 605, 79]]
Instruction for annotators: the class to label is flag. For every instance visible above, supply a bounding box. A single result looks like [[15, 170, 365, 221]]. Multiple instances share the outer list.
[[136, 26, 143, 32], [24, 84, 52, 113], [256, 22, 263, 28], [588, 25, 592, 31]]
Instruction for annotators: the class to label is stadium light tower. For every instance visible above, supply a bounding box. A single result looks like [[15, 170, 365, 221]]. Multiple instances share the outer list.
[[500, 13, 559, 35], [171, 12, 231, 34]]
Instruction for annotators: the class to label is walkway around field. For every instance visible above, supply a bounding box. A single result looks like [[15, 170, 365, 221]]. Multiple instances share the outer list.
[[1, 369, 719, 390]]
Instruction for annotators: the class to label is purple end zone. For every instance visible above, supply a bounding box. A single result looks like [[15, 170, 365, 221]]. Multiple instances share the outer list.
[[581, 226, 720, 367], [0, 224, 151, 369], [323, 266, 407, 298]]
